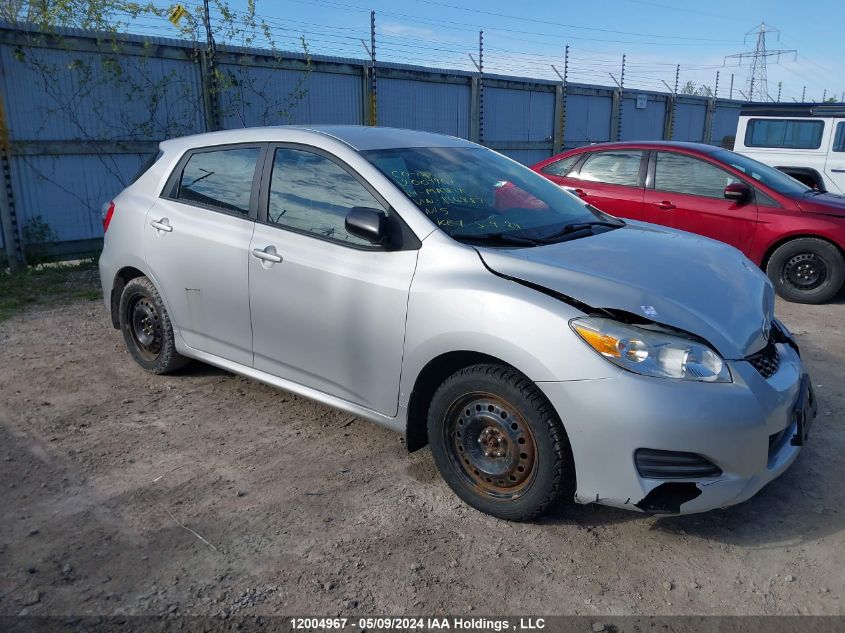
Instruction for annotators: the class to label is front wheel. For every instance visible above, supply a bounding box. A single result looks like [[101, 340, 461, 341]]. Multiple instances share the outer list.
[[427, 364, 575, 521], [766, 238, 845, 304], [119, 276, 189, 374]]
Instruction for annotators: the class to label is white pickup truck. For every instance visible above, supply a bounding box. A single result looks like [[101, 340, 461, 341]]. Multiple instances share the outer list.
[[734, 103, 845, 194]]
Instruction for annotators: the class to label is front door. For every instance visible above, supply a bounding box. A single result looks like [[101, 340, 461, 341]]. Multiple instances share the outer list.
[[824, 120, 845, 194], [144, 145, 263, 366], [248, 146, 418, 416], [642, 151, 758, 255]]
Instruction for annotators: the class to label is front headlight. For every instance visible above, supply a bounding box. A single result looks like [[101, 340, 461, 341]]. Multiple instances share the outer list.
[[571, 317, 732, 383]]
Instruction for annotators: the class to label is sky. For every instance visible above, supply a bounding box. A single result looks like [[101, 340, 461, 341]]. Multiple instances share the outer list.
[[136, 0, 844, 101]]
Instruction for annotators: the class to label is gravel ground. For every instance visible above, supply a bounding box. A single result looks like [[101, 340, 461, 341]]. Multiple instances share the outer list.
[[0, 291, 843, 616]]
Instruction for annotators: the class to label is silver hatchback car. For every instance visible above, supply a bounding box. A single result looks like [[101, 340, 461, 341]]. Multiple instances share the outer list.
[[99, 126, 816, 520]]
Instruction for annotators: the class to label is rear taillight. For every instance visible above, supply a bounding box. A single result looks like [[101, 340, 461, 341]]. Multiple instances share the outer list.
[[102, 201, 115, 232]]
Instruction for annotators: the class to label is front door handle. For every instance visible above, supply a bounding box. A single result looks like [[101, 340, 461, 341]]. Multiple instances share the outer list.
[[252, 246, 283, 264], [573, 188, 587, 198], [656, 201, 676, 210], [150, 218, 172, 232]]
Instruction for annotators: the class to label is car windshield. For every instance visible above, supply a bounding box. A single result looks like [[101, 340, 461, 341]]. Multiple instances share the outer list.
[[361, 146, 608, 244], [711, 149, 811, 196]]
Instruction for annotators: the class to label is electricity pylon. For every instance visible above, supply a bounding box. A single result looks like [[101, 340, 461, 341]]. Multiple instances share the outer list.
[[725, 23, 796, 102]]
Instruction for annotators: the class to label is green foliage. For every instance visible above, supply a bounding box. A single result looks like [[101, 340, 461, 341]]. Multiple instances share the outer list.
[[0, 258, 101, 321], [21, 215, 60, 265]]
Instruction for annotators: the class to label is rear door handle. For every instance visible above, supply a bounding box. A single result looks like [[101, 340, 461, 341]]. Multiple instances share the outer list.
[[831, 168, 845, 173], [150, 218, 172, 232], [252, 246, 282, 264], [573, 188, 587, 198], [656, 201, 676, 210]]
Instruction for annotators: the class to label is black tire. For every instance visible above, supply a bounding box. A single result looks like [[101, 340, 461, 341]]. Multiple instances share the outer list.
[[766, 238, 845, 304], [119, 276, 189, 374], [427, 363, 575, 521]]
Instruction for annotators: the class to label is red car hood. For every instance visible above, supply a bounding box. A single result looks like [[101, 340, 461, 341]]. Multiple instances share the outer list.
[[796, 192, 845, 217]]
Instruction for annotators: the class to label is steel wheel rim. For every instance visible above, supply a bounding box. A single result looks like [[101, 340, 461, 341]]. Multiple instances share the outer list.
[[444, 392, 537, 500], [783, 253, 827, 291], [129, 296, 163, 360]]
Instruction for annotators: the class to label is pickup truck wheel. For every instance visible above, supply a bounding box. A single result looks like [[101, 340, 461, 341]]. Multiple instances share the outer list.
[[119, 276, 189, 374], [427, 364, 574, 521], [766, 238, 845, 304]]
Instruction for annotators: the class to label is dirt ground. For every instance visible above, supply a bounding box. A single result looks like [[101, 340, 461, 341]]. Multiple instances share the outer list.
[[0, 287, 843, 617]]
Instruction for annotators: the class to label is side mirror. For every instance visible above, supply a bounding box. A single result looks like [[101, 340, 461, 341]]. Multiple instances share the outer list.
[[724, 182, 752, 203], [345, 207, 388, 244]]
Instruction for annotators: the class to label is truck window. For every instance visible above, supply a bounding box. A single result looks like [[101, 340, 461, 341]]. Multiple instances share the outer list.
[[834, 122, 845, 153], [745, 119, 824, 150]]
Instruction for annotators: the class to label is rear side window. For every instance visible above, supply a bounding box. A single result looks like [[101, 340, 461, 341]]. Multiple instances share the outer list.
[[574, 151, 643, 187], [176, 148, 261, 214], [654, 152, 740, 198], [745, 119, 824, 149], [834, 122, 845, 152], [540, 154, 581, 177]]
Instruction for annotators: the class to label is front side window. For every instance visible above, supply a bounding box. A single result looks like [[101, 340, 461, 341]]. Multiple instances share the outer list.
[[712, 149, 809, 196], [176, 148, 260, 214], [834, 122, 845, 152], [575, 151, 644, 187], [362, 146, 602, 241], [540, 154, 582, 177], [268, 148, 385, 246], [745, 118, 825, 149], [654, 152, 740, 198]]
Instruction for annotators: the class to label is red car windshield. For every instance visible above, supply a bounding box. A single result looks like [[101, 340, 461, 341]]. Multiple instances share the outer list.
[[362, 146, 603, 242]]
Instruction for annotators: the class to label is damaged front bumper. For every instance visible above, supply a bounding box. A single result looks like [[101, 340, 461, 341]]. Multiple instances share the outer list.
[[539, 341, 814, 514]]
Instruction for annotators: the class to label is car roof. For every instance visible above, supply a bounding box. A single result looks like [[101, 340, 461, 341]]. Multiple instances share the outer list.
[[159, 125, 478, 153], [739, 103, 845, 118], [562, 141, 724, 154]]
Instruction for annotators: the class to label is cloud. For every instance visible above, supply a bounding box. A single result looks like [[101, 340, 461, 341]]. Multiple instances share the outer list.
[[380, 22, 446, 42]]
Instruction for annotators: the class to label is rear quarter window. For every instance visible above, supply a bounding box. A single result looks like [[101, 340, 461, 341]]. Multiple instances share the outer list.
[[130, 151, 162, 185], [834, 122, 845, 152], [744, 118, 825, 150]]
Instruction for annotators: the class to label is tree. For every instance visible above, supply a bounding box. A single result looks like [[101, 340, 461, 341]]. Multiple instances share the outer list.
[[1, 0, 310, 254], [680, 80, 712, 97]]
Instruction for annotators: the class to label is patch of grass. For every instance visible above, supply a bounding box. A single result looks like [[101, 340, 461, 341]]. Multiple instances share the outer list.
[[0, 259, 102, 322]]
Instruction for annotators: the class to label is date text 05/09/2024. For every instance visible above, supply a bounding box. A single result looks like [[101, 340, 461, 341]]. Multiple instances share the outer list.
[[290, 617, 548, 631]]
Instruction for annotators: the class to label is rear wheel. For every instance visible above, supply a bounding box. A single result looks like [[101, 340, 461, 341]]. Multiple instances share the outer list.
[[427, 364, 574, 521], [766, 238, 845, 304], [119, 276, 189, 374]]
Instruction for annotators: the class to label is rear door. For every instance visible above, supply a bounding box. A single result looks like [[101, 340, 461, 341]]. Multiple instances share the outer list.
[[642, 151, 758, 254], [560, 149, 647, 220], [247, 145, 418, 416], [824, 120, 845, 194], [144, 144, 264, 366]]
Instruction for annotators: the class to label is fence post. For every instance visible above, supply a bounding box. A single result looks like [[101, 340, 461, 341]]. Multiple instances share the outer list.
[[610, 88, 621, 142], [360, 62, 371, 126], [469, 77, 480, 143], [0, 56, 24, 271], [553, 83, 564, 154], [704, 97, 716, 144], [663, 94, 675, 140], [198, 51, 219, 132]]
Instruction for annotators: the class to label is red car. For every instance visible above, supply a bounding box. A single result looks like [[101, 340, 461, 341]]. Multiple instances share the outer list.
[[531, 141, 845, 304]]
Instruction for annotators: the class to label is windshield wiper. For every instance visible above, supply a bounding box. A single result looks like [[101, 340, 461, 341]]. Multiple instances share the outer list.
[[454, 232, 541, 247], [537, 220, 624, 243]]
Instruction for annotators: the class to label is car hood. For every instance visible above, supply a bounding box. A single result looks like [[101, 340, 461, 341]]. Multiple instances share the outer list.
[[477, 222, 774, 359], [796, 192, 845, 217]]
